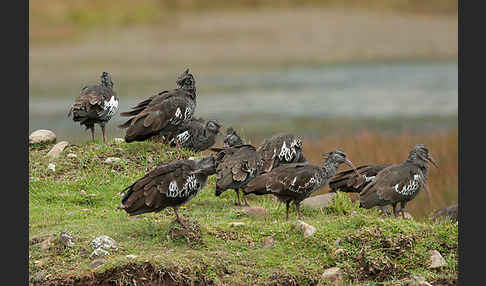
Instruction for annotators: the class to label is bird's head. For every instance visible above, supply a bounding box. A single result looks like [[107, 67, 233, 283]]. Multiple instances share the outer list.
[[191, 155, 217, 176], [408, 144, 439, 168], [223, 127, 244, 147], [206, 120, 223, 135], [323, 149, 360, 176], [100, 72, 114, 89], [176, 68, 196, 91]]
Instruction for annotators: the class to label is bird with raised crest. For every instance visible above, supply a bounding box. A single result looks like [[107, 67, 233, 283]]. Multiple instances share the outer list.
[[359, 144, 438, 218], [119, 156, 217, 227], [68, 72, 119, 142], [118, 68, 197, 143], [166, 118, 223, 152], [243, 149, 360, 220], [256, 133, 307, 173]]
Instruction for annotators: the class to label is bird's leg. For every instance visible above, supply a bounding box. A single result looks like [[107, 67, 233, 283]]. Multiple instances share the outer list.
[[101, 125, 107, 143], [235, 189, 242, 206], [242, 191, 250, 207], [379, 206, 391, 217], [400, 201, 407, 219], [392, 203, 399, 217], [286, 201, 290, 221], [295, 202, 303, 219], [173, 207, 187, 228], [89, 126, 95, 142]]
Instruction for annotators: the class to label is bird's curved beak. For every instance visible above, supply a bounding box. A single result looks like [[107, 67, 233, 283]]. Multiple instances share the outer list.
[[344, 159, 361, 177], [427, 154, 439, 168]]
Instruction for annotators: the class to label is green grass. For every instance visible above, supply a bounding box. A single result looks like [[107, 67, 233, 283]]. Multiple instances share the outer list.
[[29, 140, 457, 285]]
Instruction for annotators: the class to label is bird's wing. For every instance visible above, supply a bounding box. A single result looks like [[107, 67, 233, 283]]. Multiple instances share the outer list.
[[360, 164, 424, 203], [329, 164, 389, 193]]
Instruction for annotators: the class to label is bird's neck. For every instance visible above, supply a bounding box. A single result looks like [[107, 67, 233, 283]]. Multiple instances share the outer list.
[[321, 161, 340, 178]]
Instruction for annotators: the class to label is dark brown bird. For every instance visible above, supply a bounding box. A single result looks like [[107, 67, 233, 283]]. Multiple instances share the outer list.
[[223, 127, 244, 147], [243, 149, 360, 220], [211, 144, 262, 206], [119, 156, 216, 227], [118, 68, 197, 143], [166, 118, 223, 152], [359, 144, 439, 218], [68, 72, 119, 142], [256, 133, 307, 173]]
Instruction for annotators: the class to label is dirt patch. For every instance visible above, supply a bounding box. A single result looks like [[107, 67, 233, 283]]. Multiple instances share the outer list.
[[42, 262, 213, 286], [168, 220, 203, 247]]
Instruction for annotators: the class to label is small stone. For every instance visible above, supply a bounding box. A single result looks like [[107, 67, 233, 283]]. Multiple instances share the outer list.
[[302, 193, 336, 209], [79, 190, 87, 195], [408, 275, 433, 286], [59, 232, 75, 247], [126, 254, 137, 259], [428, 250, 447, 269], [67, 153, 77, 159], [30, 177, 40, 182], [31, 270, 47, 283], [90, 248, 109, 258], [229, 222, 245, 227], [29, 129, 56, 145], [39, 236, 56, 251], [91, 235, 118, 251], [46, 141, 69, 158], [47, 163, 56, 172], [89, 258, 107, 269], [241, 207, 269, 217], [263, 236, 275, 249], [334, 248, 346, 256], [294, 220, 316, 237], [113, 138, 124, 143], [104, 157, 121, 164], [321, 267, 343, 285]]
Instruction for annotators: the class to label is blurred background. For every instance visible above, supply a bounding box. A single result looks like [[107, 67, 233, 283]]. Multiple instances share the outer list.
[[29, 0, 458, 218]]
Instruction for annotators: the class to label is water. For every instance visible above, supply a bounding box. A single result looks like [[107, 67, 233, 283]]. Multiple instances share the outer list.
[[29, 60, 457, 143]]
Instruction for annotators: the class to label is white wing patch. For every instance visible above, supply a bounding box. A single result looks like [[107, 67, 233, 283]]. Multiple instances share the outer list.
[[176, 131, 191, 144], [167, 175, 200, 198], [278, 141, 296, 162], [394, 174, 422, 196], [103, 96, 119, 118]]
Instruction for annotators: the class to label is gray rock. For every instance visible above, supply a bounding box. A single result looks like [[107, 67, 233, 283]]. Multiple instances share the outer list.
[[89, 258, 107, 269], [91, 235, 118, 251], [228, 222, 245, 227], [302, 193, 336, 209], [241, 207, 269, 217], [90, 248, 110, 258], [408, 275, 433, 286], [428, 250, 447, 269], [47, 163, 56, 172], [104, 157, 121, 164], [59, 232, 75, 247], [321, 267, 343, 285], [294, 220, 316, 237], [29, 129, 56, 145], [430, 204, 458, 222], [46, 141, 69, 158], [31, 270, 47, 283], [66, 153, 77, 159], [126, 254, 137, 259]]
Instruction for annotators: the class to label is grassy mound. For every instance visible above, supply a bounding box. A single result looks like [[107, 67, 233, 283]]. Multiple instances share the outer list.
[[29, 140, 457, 285]]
